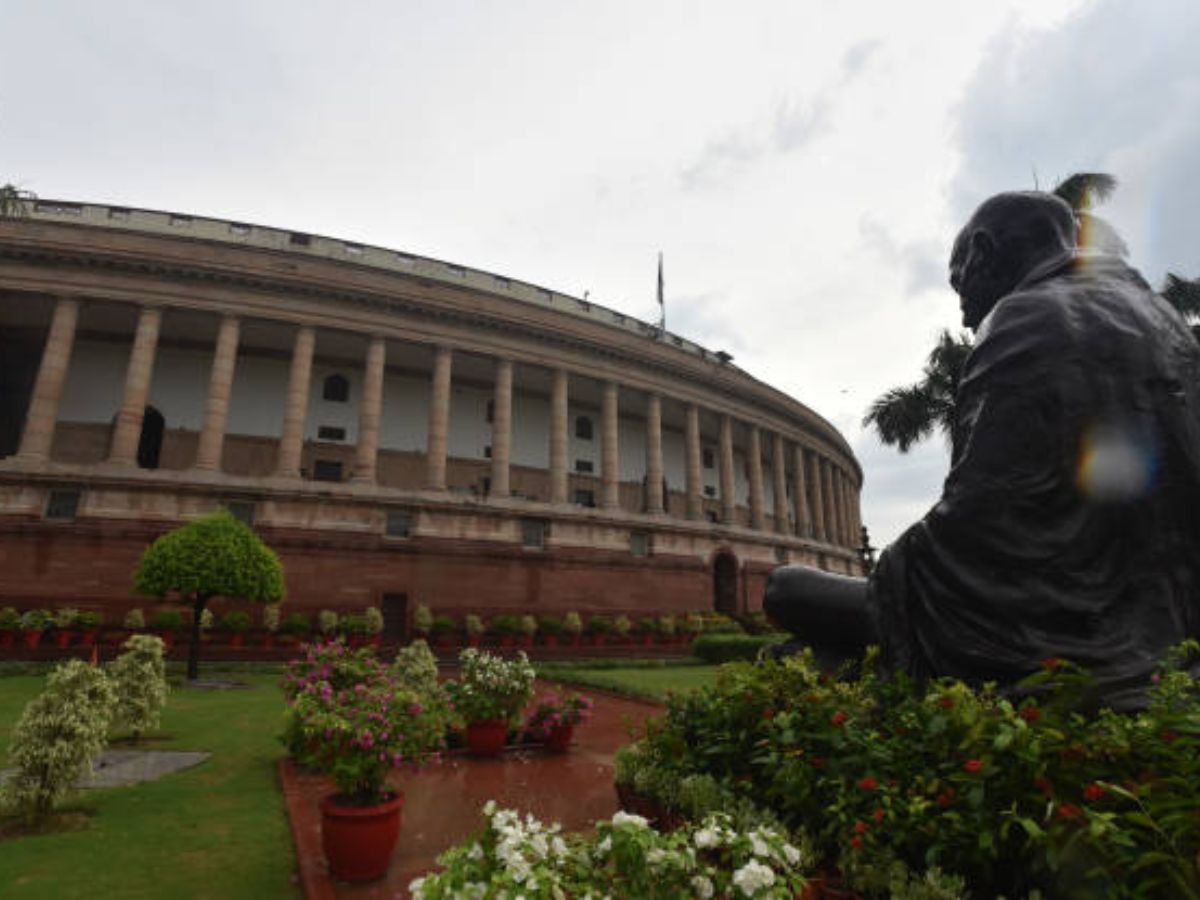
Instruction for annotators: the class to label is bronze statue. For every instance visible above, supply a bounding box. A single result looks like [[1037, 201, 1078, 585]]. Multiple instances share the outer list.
[[765, 191, 1200, 708]]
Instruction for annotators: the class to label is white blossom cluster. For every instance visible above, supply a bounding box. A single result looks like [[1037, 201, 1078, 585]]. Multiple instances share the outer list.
[[108, 634, 170, 740], [410, 805, 809, 898], [448, 650, 536, 723]]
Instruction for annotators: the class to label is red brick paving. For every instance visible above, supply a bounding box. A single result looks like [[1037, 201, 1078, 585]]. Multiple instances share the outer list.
[[280, 683, 664, 899]]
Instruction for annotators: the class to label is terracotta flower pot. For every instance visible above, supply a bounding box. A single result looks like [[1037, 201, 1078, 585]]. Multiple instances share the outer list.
[[0, 631, 15, 649], [55, 630, 73, 649], [157, 631, 176, 650], [589, 634, 606, 647], [518, 636, 533, 649], [228, 632, 245, 648], [541, 634, 559, 648], [261, 632, 275, 649], [78, 630, 97, 647], [498, 635, 515, 648], [640, 634, 656, 646], [466, 635, 481, 648], [543, 724, 574, 753], [22, 629, 43, 649], [465, 719, 508, 756], [434, 634, 453, 648], [320, 792, 404, 883]]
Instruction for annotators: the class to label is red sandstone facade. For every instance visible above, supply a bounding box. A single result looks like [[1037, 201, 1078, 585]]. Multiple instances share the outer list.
[[0, 200, 864, 638]]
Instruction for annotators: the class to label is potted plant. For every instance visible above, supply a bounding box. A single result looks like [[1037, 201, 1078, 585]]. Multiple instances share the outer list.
[[283, 646, 447, 883], [0, 607, 19, 648], [318, 609, 339, 638], [221, 610, 252, 647], [681, 612, 704, 644], [199, 608, 215, 644], [20, 608, 50, 649], [524, 691, 594, 753], [281, 611, 311, 646], [657, 614, 677, 644], [464, 614, 484, 648], [563, 611, 583, 647], [363, 607, 384, 648], [76, 610, 102, 647], [430, 615, 456, 648], [612, 615, 632, 645], [119, 607, 146, 649], [53, 608, 79, 648], [635, 616, 658, 647], [489, 614, 519, 649], [538, 615, 563, 648], [339, 613, 369, 648], [445, 648, 536, 756], [586, 615, 611, 647], [413, 604, 433, 640], [517, 615, 537, 649], [149, 609, 184, 650], [261, 605, 280, 648]]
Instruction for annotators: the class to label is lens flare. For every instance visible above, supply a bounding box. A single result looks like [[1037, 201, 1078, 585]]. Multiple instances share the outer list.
[[1076, 423, 1158, 501]]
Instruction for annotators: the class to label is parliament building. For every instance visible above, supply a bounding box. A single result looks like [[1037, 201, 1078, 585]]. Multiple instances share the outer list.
[[0, 200, 863, 637]]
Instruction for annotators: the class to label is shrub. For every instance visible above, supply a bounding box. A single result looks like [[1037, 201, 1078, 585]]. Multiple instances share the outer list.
[[735, 610, 774, 635], [518, 615, 537, 638], [108, 634, 169, 741], [2, 660, 116, 823], [634, 616, 658, 635], [282, 612, 310, 636], [681, 613, 705, 635], [489, 614, 519, 637], [612, 615, 632, 637], [123, 608, 145, 630], [525, 692, 593, 739], [586, 615, 611, 635], [53, 607, 79, 630], [220, 611, 251, 633], [339, 614, 368, 637], [392, 639, 439, 698], [363, 606, 384, 636], [76, 610, 102, 630], [538, 615, 563, 635], [698, 612, 743, 634], [563, 611, 583, 637], [199, 608, 214, 631], [431, 615, 455, 637], [282, 640, 379, 703], [464, 614, 485, 637], [262, 605, 280, 633], [413, 604, 434, 634], [657, 614, 676, 637], [691, 633, 787, 664], [0, 607, 19, 631], [19, 609, 50, 631], [317, 609, 339, 635], [444, 649, 535, 725], [149, 609, 184, 633]]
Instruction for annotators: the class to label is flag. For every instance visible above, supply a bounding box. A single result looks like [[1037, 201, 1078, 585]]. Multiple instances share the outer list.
[[657, 252, 664, 307]]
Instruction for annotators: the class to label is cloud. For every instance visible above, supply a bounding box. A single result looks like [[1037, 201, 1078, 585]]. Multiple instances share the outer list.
[[839, 39, 882, 80], [859, 217, 947, 296], [951, 0, 1200, 282], [852, 427, 949, 547]]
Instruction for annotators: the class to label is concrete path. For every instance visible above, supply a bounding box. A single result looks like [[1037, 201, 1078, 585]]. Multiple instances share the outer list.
[[0, 750, 210, 789]]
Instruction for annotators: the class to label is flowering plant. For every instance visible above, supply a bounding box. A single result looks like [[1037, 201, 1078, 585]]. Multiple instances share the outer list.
[[123, 608, 145, 630], [524, 692, 593, 740], [53, 607, 79, 630], [262, 605, 280, 633], [108, 634, 169, 741], [317, 609, 338, 635], [562, 611, 582, 637], [282, 640, 447, 805], [444, 649, 535, 725], [409, 805, 810, 899]]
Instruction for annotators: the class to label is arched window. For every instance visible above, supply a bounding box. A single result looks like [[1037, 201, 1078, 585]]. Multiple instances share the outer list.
[[323, 374, 349, 402], [575, 416, 593, 440]]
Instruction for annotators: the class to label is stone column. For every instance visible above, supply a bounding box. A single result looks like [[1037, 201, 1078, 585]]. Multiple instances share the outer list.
[[17, 297, 80, 462], [109, 305, 162, 466], [644, 393, 664, 514], [351, 336, 387, 484], [820, 458, 837, 544], [194, 315, 240, 472], [747, 426, 765, 530], [772, 434, 789, 534], [835, 468, 849, 546], [685, 403, 703, 520], [549, 369, 568, 504], [719, 414, 736, 525], [601, 380, 620, 509], [426, 345, 453, 490], [792, 444, 811, 537], [809, 452, 827, 542], [490, 358, 513, 499], [275, 325, 315, 478]]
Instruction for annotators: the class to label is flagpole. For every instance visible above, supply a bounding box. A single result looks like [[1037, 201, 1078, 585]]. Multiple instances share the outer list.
[[657, 252, 665, 335]]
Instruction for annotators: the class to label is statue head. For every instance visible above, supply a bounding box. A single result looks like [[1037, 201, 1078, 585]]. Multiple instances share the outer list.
[[950, 191, 1077, 330]]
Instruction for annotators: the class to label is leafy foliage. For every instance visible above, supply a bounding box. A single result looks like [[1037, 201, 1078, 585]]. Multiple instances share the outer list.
[[2, 661, 116, 823], [444, 649, 535, 725], [1052, 172, 1117, 210], [863, 330, 971, 452], [691, 633, 788, 664], [391, 639, 440, 698], [108, 634, 169, 741], [524, 691, 593, 739]]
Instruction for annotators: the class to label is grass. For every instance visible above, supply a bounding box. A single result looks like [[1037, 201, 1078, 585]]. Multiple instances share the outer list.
[[0, 670, 298, 900], [537, 659, 722, 701]]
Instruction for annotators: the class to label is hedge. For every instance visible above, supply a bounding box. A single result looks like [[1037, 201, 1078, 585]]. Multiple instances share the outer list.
[[690, 633, 788, 664]]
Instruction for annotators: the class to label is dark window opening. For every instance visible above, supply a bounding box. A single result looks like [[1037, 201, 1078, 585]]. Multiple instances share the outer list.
[[317, 426, 346, 441], [574, 459, 594, 474], [323, 374, 349, 403], [575, 416, 593, 440], [774, 546, 789, 564], [226, 501, 256, 526], [630, 532, 651, 557], [521, 518, 548, 549], [486, 400, 494, 423], [702, 447, 715, 469], [45, 489, 81, 521], [137, 406, 164, 470], [385, 509, 412, 538], [703, 485, 716, 498], [313, 460, 343, 482], [484, 445, 492, 458], [573, 489, 595, 508], [290, 232, 311, 246]]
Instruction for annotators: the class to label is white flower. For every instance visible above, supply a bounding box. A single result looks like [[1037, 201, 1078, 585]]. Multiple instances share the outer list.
[[647, 848, 670, 867], [781, 843, 802, 866], [484, 799, 497, 816], [596, 836, 612, 855], [467, 842, 484, 861], [693, 827, 720, 849], [691, 875, 715, 899], [732, 860, 776, 896], [408, 876, 426, 898], [611, 811, 649, 828], [551, 836, 568, 858], [749, 833, 772, 858]]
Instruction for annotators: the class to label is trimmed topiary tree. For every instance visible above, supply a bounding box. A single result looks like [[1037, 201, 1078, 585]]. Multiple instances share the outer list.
[[134, 511, 284, 680], [2, 660, 117, 824], [107, 634, 169, 742]]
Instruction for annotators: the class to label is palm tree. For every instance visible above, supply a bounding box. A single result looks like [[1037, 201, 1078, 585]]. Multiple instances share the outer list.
[[862, 329, 972, 451], [865, 173, 1122, 453], [0, 183, 35, 218]]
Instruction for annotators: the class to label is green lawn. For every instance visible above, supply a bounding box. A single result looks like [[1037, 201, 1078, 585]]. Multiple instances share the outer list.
[[0, 672, 298, 900], [537, 661, 721, 700]]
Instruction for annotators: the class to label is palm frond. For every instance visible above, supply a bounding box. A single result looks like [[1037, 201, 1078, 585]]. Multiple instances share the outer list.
[[924, 329, 973, 396], [1052, 173, 1117, 211], [1162, 274, 1200, 320], [863, 383, 942, 453]]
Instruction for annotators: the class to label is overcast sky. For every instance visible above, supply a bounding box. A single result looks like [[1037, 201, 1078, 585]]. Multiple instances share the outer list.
[[3, 0, 1197, 547]]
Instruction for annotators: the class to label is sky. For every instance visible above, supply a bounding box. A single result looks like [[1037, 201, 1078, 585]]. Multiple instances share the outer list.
[[3, 0, 1198, 547]]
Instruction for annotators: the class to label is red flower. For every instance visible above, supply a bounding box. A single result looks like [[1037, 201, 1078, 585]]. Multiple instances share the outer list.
[[963, 758, 984, 774], [854, 820, 868, 834], [831, 711, 848, 728], [1019, 706, 1042, 722], [762, 709, 775, 720], [1056, 803, 1083, 822], [1041, 657, 1063, 671], [1083, 783, 1106, 802], [857, 776, 878, 792], [810, 756, 826, 769], [873, 807, 885, 823], [938, 695, 954, 710], [850, 836, 863, 850], [936, 789, 955, 808]]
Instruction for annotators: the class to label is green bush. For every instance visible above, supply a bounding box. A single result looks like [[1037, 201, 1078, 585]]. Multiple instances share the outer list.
[[586, 615, 611, 635], [339, 613, 368, 637], [464, 614, 485, 637], [76, 610, 102, 629], [149, 609, 184, 633], [392, 639, 439, 698], [261, 605, 280, 633], [690, 632, 787, 663], [317, 609, 339, 634], [2, 660, 116, 823], [489, 614, 519, 637], [413, 604, 434, 634], [281, 612, 310, 635], [0, 606, 19, 631], [123, 608, 145, 630], [363, 606, 384, 636], [53, 607, 79, 630], [430, 615, 455, 636], [19, 609, 51, 631], [220, 611, 252, 632], [634, 616, 658, 636], [612, 614, 631, 637], [563, 612, 583, 636], [538, 615, 563, 635], [108, 634, 169, 741]]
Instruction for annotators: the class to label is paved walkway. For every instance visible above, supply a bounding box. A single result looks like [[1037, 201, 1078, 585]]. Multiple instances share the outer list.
[[281, 682, 664, 899]]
